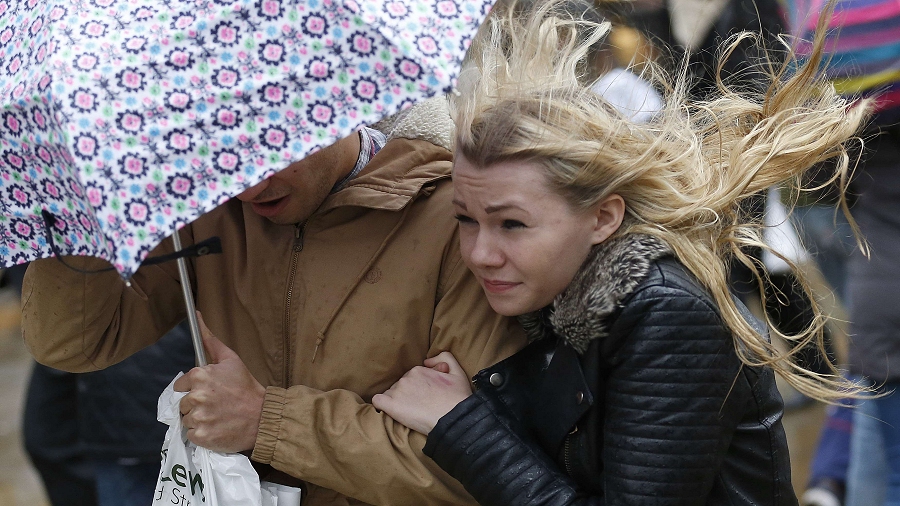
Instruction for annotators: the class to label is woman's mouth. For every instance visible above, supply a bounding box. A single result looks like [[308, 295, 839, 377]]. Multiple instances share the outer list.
[[482, 279, 520, 294]]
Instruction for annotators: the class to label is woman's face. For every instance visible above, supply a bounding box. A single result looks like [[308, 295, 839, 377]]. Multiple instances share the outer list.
[[453, 155, 620, 316]]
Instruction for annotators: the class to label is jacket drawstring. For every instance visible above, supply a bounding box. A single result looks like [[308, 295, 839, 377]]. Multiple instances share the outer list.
[[312, 203, 415, 362]]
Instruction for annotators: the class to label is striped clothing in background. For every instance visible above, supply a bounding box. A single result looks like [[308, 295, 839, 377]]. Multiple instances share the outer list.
[[788, 0, 900, 126]]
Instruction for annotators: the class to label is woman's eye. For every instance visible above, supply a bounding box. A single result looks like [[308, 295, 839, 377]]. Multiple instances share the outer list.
[[501, 219, 526, 229], [454, 214, 476, 225]]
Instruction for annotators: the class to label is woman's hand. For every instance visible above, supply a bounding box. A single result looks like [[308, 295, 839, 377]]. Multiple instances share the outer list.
[[373, 351, 473, 435]]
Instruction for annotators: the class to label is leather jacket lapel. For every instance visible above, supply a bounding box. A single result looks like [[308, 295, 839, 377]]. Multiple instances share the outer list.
[[474, 338, 593, 455]]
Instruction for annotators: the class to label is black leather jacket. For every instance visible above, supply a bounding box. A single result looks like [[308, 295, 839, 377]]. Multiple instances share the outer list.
[[423, 235, 797, 505]]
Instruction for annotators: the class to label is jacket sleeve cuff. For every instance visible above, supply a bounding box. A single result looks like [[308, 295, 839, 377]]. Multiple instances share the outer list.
[[423, 391, 585, 506], [423, 393, 482, 457], [251, 386, 287, 464]]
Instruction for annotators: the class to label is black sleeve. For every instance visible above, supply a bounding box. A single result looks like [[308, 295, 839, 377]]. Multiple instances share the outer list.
[[423, 392, 603, 506]]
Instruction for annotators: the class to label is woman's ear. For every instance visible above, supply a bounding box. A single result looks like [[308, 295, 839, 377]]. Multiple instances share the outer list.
[[589, 194, 625, 245]]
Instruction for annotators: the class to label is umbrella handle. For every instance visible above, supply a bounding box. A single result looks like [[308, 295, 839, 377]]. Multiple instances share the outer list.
[[171, 229, 208, 367]]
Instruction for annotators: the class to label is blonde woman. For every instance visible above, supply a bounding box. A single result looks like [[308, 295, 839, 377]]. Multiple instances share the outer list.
[[372, 1, 868, 504]]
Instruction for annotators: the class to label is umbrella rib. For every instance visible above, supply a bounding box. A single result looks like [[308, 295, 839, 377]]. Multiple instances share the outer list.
[[39, 210, 220, 274], [40, 211, 116, 274]]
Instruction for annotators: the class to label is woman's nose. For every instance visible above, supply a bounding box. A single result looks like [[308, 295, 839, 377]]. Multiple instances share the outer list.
[[469, 231, 504, 268]]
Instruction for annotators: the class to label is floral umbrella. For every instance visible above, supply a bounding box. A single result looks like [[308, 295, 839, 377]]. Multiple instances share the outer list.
[[0, 0, 490, 278]]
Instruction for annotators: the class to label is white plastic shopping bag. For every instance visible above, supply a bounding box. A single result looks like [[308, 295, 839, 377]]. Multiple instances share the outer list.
[[154, 373, 303, 506], [260, 482, 304, 506]]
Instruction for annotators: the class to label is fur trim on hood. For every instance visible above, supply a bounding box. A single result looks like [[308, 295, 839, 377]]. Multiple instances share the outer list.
[[519, 234, 672, 354]]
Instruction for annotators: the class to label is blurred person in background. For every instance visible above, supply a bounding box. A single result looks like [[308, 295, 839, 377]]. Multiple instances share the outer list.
[[23, 327, 194, 506], [842, 130, 900, 506], [786, 0, 900, 502], [2, 265, 196, 506]]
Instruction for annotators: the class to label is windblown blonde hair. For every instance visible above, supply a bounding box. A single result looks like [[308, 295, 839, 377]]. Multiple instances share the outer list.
[[453, 0, 871, 402]]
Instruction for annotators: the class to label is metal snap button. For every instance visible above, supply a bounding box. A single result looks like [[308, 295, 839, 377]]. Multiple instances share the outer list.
[[489, 372, 504, 386], [576, 391, 584, 404]]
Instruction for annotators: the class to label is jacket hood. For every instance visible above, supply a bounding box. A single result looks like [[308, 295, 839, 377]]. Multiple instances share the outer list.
[[299, 96, 457, 359], [321, 96, 454, 213], [519, 233, 672, 353]]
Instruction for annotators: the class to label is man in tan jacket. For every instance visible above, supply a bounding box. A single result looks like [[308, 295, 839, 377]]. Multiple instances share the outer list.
[[21, 98, 526, 505]]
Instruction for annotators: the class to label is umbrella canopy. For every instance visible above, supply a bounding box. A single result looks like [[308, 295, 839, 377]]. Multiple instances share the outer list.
[[0, 0, 490, 277]]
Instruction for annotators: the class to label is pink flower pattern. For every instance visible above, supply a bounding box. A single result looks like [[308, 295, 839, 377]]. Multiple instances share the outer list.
[[0, 0, 489, 276]]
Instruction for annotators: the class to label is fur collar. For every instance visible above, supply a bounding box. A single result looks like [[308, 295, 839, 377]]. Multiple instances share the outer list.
[[518, 233, 672, 353]]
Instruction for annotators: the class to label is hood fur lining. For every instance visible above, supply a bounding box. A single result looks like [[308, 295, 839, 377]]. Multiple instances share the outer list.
[[372, 96, 453, 152]]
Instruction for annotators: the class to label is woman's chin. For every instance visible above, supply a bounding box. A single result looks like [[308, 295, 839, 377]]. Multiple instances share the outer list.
[[492, 305, 522, 317], [486, 295, 540, 317]]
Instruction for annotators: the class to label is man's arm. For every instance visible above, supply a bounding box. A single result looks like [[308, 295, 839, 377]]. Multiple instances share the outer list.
[[251, 240, 526, 505], [22, 239, 187, 372]]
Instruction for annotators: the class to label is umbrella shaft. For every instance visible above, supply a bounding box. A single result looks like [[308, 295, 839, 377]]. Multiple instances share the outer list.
[[171, 230, 208, 367]]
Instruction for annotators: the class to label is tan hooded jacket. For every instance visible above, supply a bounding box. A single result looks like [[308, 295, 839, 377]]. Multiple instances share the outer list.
[[21, 99, 526, 505]]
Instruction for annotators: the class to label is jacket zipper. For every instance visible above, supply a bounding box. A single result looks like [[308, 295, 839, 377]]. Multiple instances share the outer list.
[[282, 222, 305, 387], [564, 426, 577, 477]]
